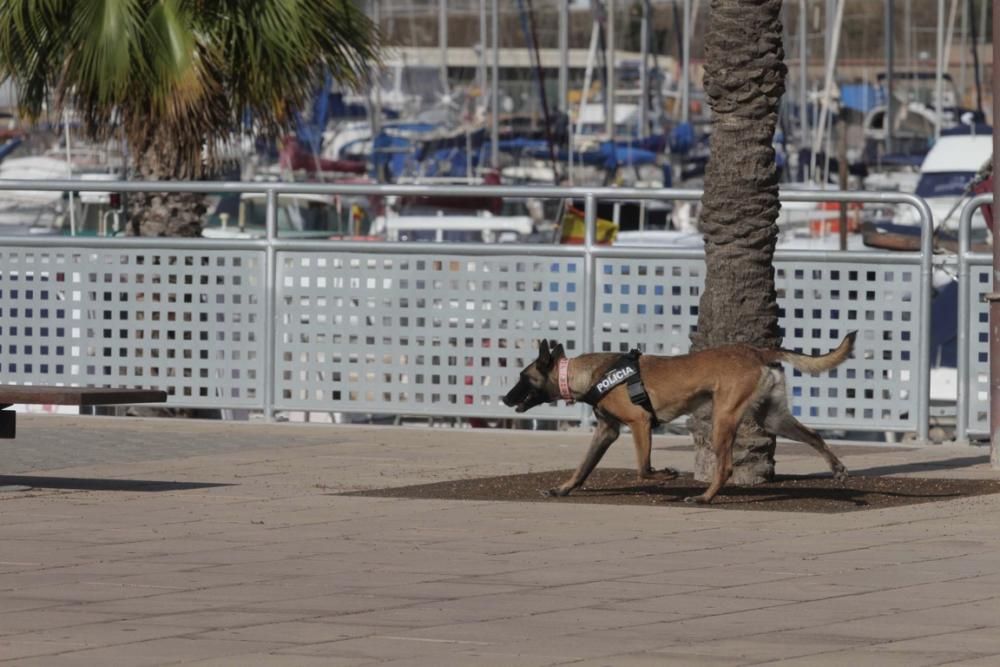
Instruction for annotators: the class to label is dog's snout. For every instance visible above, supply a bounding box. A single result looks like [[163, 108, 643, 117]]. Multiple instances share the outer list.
[[503, 378, 531, 407]]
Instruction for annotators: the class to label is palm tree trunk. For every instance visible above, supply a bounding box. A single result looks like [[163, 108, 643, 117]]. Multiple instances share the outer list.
[[688, 0, 787, 484]]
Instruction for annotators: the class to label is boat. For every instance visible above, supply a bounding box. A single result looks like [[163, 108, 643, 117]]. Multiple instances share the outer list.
[[277, 137, 367, 178], [0, 156, 72, 235], [369, 211, 534, 244], [891, 127, 993, 234], [572, 102, 642, 146], [202, 190, 377, 240]]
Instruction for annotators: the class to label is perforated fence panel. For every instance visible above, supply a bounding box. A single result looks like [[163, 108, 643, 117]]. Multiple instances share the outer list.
[[964, 259, 991, 436], [592, 253, 924, 432], [0, 246, 928, 433], [274, 250, 586, 419], [776, 261, 921, 431], [0, 246, 266, 408], [594, 257, 704, 356]]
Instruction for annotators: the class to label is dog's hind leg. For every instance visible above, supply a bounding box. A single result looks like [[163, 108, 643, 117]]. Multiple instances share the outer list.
[[761, 375, 848, 483], [764, 403, 848, 482], [684, 413, 739, 504], [542, 415, 620, 497], [630, 417, 678, 482], [684, 380, 764, 505]]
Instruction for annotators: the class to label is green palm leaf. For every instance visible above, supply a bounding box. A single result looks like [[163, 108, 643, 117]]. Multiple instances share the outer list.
[[0, 0, 380, 169]]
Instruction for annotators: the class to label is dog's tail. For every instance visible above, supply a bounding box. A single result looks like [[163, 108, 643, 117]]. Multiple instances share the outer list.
[[771, 331, 856, 374]]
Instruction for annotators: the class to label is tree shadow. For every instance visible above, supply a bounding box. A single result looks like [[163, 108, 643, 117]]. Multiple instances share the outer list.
[[848, 455, 991, 477], [344, 469, 1000, 513], [0, 475, 231, 492]]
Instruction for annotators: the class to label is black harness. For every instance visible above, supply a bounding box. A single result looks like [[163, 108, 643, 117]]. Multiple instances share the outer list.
[[580, 350, 659, 426]]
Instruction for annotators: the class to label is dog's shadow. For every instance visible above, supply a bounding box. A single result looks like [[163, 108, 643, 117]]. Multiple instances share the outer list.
[[578, 475, 962, 508]]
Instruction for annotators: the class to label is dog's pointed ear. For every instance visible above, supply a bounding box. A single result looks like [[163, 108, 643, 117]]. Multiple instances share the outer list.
[[550, 342, 565, 359], [537, 339, 552, 367]]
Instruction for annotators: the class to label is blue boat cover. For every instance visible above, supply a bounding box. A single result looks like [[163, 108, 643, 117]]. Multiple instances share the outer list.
[[840, 83, 884, 113]]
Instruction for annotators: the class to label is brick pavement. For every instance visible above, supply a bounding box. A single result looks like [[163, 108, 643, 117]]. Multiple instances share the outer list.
[[0, 414, 998, 666]]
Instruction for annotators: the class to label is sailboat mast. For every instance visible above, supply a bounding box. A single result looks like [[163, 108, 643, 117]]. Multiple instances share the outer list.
[[935, 0, 944, 139], [490, 0, 499, 169], [958, 0, 968, 99], [479, 0, 487, 113], [559, 0, 569, 113], [571, 19, 601, 184], [969, 0, 984, 115], [810, 0, 844, 182], [943, 0, 960, 76], [885, 0, 893, 154], [799, 0, 809, 149], [639, 0, 649, 137], [681, 0, 690, 124], [606, 0, 616, 140], [439, 0, 449, 96], [371, 0, 382, 156], [519, 0, 559, 181]]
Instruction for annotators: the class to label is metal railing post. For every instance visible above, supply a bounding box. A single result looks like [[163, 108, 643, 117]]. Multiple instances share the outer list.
[[582, 193, 598, 423], [263, 188, 278, 422], [915, 193, 934, 443], [583, 194, 597, 352], [957, 193, 992, 443]]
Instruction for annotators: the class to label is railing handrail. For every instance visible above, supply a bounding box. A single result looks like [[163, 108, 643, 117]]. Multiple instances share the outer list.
[[0, 178, 938, 209]]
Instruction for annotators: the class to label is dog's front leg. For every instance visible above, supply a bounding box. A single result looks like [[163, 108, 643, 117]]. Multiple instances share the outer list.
[[629, 417, 678, 483], [542, 416, 620, 497]]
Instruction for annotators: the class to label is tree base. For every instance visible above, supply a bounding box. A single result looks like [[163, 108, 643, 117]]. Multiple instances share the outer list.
[[689, 412, 776, 486], [126, 190, 206, 237]]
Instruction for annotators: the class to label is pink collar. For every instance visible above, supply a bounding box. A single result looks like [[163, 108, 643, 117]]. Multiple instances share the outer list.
[[557, 357, 573, 402]]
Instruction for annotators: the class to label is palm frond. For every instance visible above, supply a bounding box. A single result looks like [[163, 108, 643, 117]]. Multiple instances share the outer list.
[[0, 0, 382, 176], [63, 0, 147, 103]]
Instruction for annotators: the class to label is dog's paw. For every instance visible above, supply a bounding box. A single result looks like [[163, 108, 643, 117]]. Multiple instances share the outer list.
[[833, 467, 849, 484], [683, 495, 708, 505], [540, 487, 568, 498], [639, 467, 679, 483]]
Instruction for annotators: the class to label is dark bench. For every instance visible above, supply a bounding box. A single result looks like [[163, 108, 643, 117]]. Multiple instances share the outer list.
[[0, 387, 168, 438]]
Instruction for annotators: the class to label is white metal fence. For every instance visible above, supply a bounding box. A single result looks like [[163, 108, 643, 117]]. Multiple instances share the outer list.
[[957, 193, 993, 441], [0, 180, 938, 440]]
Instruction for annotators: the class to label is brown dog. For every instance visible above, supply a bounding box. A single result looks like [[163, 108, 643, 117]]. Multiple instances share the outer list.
[[502, 333, 855, 504]]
